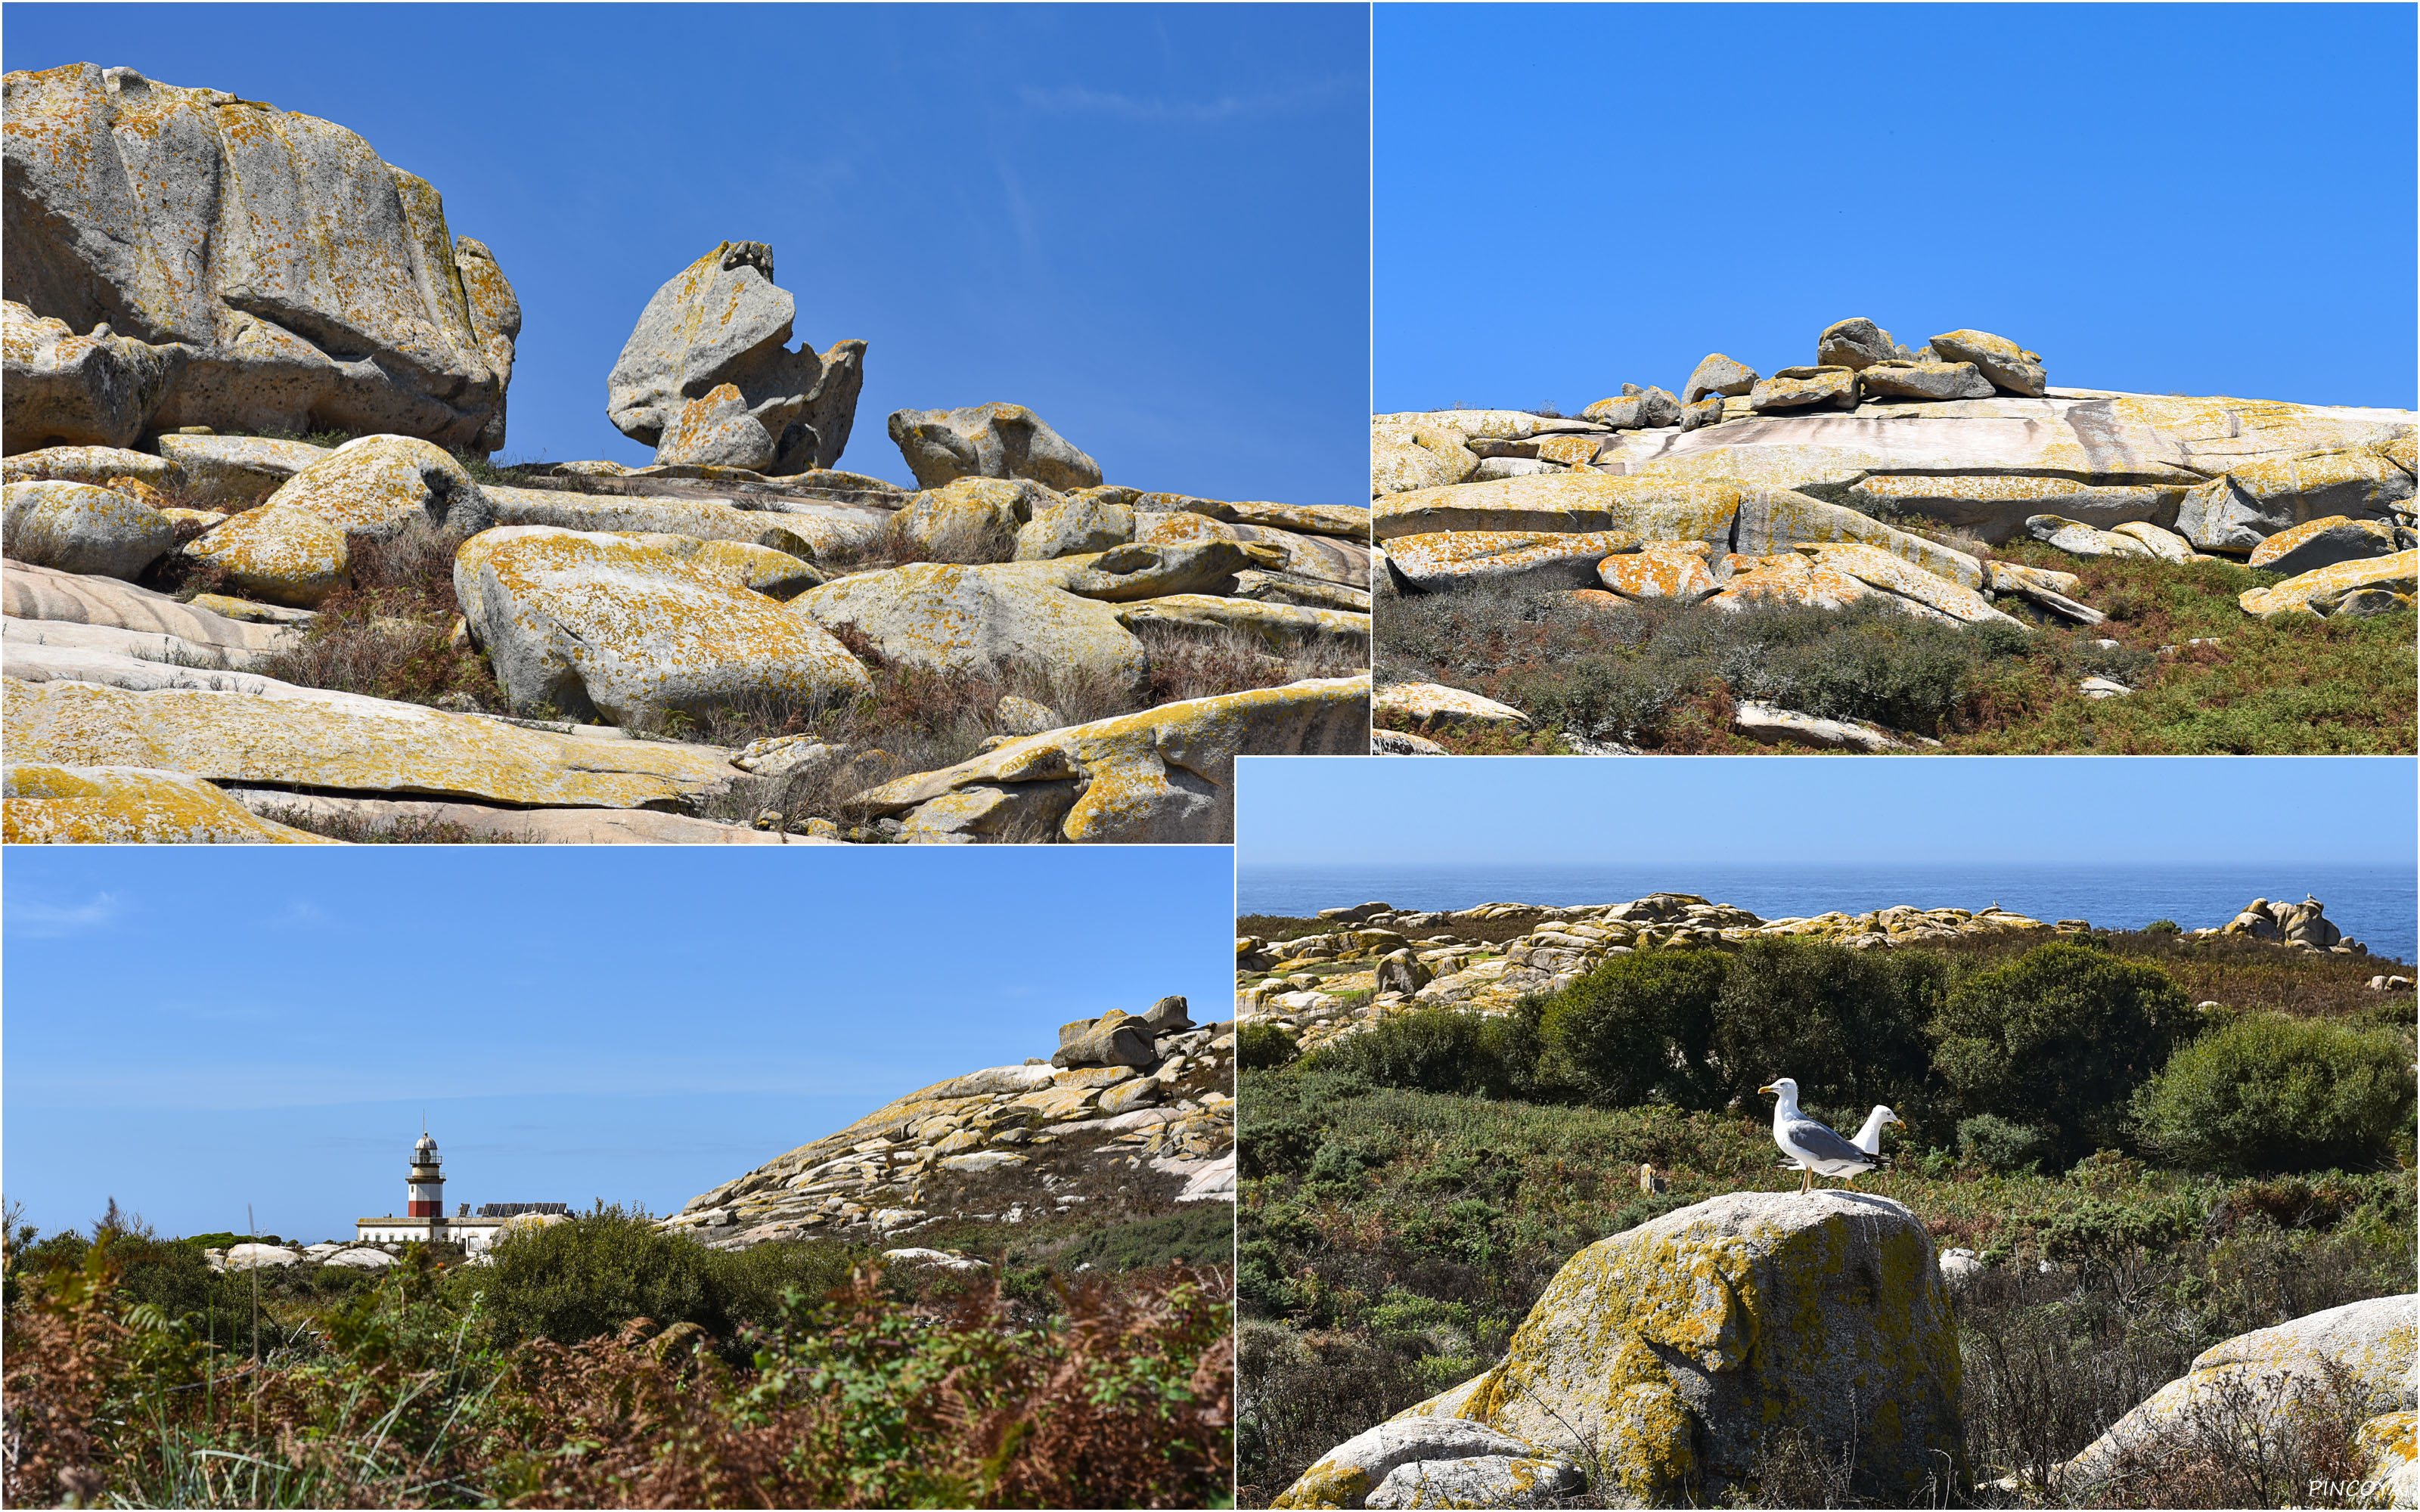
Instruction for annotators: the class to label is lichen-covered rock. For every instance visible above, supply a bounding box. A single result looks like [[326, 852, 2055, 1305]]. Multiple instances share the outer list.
[[2108, 519, 2196, 562], [1733, 487, 1984, 587], [2, 762, 335, 843], [2, 615, 268, 672], [893, 476, 1061, 562], [2, 480, 173, 578], [155, 434, 330, 507], [888, 401, 1101, 491], [2058, 1295, 2415, 1497], [2245, 514, 2409, 576], [1815, 318, 1900, 370], [0, 445, 182, 504], [1365, 1455, 1584, 1509], [2, 559, 290, 651], [3, 64, 513, 448], [605, 240, 864, 474], [1372, 423, 1484, 495], [179, 504, 349, 607], [2025, 513, 2157, 561], [0, 299, 188, 452], [453, 527, 867, 726], [794, 559, 1146, 700], [479, 484, 852, 559], [1274, 1420, 1563, 1510], [1128, 510, 1370, 590], [1374, 472, 1742, 544], [653, 383, 777, 471], [1054, 1010, 1158, 1069], [1928, 329, 2046, 395], [850, 674, 1369, 844], [1014, 491, 1135, 559], [1385, 529, 1643, 592], [1798, 543, 2024, 626], [1112, 594, 1369, 656], [1373, 683, 1527, 727], [4, 675, 742, 809], [254, 434, 494, 539], [2176, 445, 2417, 553], [1062, 540, 1285, 602], [1705, 553, 1877, 615], [1844, 473, 2177, 543], [1856, 360, 1994, 401], [2238, 550, 2418, 620], [1382, 1191, 1963, 1507], [1750, 367, 1857, 413], [1681, 353, 1760, 404], [618, 535, 822, 599], [1597, 541, 1720, 603]]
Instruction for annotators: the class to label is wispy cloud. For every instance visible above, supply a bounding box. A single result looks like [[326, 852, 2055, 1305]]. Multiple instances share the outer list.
[[1016, 76, 1354, 124], [6, 891, 124, 938]]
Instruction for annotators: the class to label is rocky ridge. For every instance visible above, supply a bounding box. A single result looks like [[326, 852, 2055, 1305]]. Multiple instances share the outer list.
[[2, 67, 1372, 844], [1374, 318, 2415, 751], [662, 999, 1234, 1250], [1241, 893, 2385, 1055]]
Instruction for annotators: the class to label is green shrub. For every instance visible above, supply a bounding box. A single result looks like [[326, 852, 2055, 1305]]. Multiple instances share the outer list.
[[1931, 941, 2198, 1163], [473, 1204, 718, 1346], [1540, 947, 1728, 1107], [2134, 1013, 2417, 1175], [1237, 1023, 1303, 1071], [1049, 1208, 1236, 1272], [1710, 939, 1946, 1122], [1303, 1006, 1537, 1098], [1958, 1114, 2049, 1173]]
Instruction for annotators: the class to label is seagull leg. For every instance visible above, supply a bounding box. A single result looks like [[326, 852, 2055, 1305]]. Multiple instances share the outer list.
[[1798, 1167, 1812, 1194]]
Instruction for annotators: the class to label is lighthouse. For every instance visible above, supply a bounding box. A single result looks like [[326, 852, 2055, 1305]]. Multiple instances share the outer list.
[[406, 1131, 445, 1219]]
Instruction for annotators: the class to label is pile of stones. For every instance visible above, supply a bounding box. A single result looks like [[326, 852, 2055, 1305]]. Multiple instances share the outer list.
[[0, 65, 1369, 844], [661, 997, 1234, 1250]]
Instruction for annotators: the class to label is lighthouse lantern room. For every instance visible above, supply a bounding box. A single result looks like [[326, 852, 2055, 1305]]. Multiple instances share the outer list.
[[407, 1132, 445, 1217]]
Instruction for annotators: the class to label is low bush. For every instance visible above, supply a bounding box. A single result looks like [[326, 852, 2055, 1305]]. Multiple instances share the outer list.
[[2134, 1013, 2416, 1175], [1931, 940, 2200, 1165], [1958, 1113, 2051, 1173], [471, 1204, 719, 1349], [1236, 1023, 1302, 1071], [1539, 947, 1727, 1107], [1708, 938, 1945, 1124], [1302, 1003, 1544, 1100]]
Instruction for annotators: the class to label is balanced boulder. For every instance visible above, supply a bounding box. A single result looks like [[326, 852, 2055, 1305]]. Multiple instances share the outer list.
[[3, 64, 515, 449], [1749, 367, 1857, 412], [1815, 317, 1900, 370], [1, 480, 174, 578], [888, 402, 1103, 492], [1857, 360, 1995, 401], [605, 240, 865, 475], [1680, 353, 1760, 404], [1928, 329, 2046, 396]]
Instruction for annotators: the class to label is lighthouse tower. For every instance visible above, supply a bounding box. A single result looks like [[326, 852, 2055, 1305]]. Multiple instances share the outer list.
[[406, 1131, 445, 1221]]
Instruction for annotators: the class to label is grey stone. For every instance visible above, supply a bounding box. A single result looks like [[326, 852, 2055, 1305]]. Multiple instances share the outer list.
[[1749, 367, 1858, 412], [1054, 1012, 1159, 1069], [1141, 995, 1195, 1034], [1366, 1456, 1584, 1509], [1857, 360, 1996, 401], [1677, 394, 1724, 432], [995, 695, 1063, 736], [606, 241, 864, 474], [653, 384, 777, 471], [889, 402, 1103, 492], [1013, 491, 1135, 559], [2, 480, 174, 578], [1, 302, 188, 453], [154, 434, 330, 508], [2, 66, 512, 449], [1816, 317, 1898, 370], [1928, 330, 2046, 397], [1282, 1419, 1553, 1510], [1637, 386, 1682, 428], [1680, 352, 1760, 404], [1376, 949, 1432, 996]]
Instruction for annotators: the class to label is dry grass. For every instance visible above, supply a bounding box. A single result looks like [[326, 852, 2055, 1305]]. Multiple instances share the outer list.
[[252, 521, 506, 712]]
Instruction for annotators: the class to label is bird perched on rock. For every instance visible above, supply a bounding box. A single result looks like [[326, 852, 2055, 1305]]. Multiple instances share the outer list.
[[1851, 1105, 1904, 1158], [1758, 1077, 1879, 1193]]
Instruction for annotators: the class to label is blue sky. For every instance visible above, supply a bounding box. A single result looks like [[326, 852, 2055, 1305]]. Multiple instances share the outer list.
[[5, 3, 1372, 503], [1376, 4, 2417, 414], [1237, 756, 2420, 868], [1, 846, 1234, 1244]]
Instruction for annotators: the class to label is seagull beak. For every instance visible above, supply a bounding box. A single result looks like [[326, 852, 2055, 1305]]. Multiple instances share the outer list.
[[1757, 1083, 1776, 1095]]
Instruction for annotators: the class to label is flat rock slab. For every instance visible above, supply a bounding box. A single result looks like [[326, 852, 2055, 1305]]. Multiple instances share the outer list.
[[4, 762, 335, 844], [1375, 682, 1528, 726], [220, 789, 828, 844], [5, 676, 741, 809], [3, 559, 293, 652], [1733, 699, 1910, 751]]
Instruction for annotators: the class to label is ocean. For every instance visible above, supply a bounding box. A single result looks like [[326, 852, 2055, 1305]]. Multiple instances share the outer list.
[[1236, 863, 2419, 967]]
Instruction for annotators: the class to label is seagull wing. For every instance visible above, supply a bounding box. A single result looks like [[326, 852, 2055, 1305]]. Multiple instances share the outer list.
[[1782, 1117, 1872, 1168]]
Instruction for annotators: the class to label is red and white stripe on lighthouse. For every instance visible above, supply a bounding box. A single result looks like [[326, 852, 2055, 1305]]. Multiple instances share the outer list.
[[406, 1131, 445, 1219]]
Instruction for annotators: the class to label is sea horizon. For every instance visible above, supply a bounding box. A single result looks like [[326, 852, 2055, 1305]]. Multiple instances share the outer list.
[[1237, 862, 2418, 967]]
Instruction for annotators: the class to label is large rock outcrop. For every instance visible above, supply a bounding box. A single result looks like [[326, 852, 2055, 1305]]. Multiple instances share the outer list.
[[3, 64, 517, 451], [663, 1006, 1234, 1248], [2055, 1294, 2415, 1500], [1272, 1191, 1965, 1509], [603, 241, 864, 475], [888, 402, 1103, 492]]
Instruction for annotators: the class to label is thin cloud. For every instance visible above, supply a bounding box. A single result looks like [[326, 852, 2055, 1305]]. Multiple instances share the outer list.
[[1016, 77, 1354, 124], [6, 891, 124, 938]]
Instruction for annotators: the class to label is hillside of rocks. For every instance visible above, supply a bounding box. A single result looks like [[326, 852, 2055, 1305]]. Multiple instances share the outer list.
[[1, 66, 1371, 844], [662, 999, 1233, 1252], [1241, 892, 2395, 1055], [1373, 318, 2415, 751]]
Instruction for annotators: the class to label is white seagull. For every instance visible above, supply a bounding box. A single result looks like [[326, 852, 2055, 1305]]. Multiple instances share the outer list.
[[1758, 1077, 1879, 1193], [1851, 1105, 1904, 1158]]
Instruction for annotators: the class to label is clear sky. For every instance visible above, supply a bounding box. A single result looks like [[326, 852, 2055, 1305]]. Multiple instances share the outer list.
[[1236, 755, 2420, 868], [5, 3, 1373, 503], [1, 846, 1235, 1244], [1376, 3, 2417, 414]]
